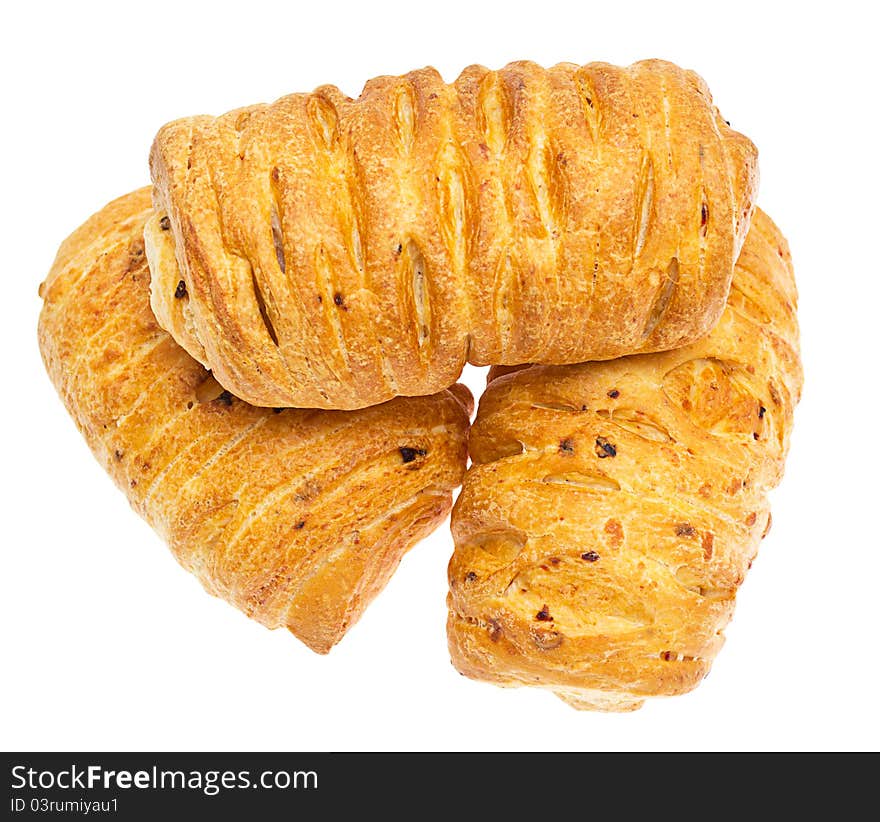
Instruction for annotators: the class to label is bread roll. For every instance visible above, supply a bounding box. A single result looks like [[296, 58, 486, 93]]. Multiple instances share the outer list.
[[447, 208, 801, 710], [148, 59, 757, 409], [39, 188, 471, 653]]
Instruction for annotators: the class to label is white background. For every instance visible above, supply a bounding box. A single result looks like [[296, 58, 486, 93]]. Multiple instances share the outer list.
[[3, 0, 878, 752]]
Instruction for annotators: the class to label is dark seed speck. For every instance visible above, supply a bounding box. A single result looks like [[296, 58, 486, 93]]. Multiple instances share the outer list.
[[595, 436, 616, 458], [535, 605, 553, 622], [400, 447, 427, 463]]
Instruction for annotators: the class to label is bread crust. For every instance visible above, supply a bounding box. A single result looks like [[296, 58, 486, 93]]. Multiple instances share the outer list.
[[447, 208, 801, 710], [149, 59, 757, 409], [39, 188, 471, 654]]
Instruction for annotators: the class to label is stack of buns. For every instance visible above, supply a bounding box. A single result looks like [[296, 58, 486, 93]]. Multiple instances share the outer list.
[[38, 58, 800, 709]]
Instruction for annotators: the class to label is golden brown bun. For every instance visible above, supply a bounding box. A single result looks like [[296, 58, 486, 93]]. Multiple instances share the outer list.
[[38, 188, 471, 654], [447, 208, 801, 710], [148, 59, 757, 409]]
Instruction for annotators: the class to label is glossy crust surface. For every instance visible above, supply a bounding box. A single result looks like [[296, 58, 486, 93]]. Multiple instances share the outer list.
[[39, 188, 471, 653], [148, 59, 757, 409], [447, 209, 801, 710]]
